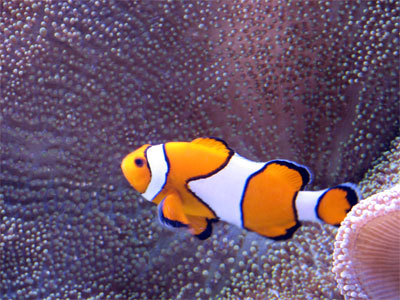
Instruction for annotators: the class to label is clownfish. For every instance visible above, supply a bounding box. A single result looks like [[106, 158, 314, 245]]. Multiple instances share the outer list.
[[121, 137, 359, 240]]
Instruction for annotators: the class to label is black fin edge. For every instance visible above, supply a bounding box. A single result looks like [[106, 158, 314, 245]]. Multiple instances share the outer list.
[[338, 184, 359, 209], [158, 198, 188, 229], [268, 221, 302, 241], [267, 159, 312, 190], [195, 219, 218, 240], [195, 136, 232, 149], [315, 183, 360, 225]]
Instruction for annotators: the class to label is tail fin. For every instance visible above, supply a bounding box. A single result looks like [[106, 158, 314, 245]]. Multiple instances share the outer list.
[[316, 183, 359, 226]]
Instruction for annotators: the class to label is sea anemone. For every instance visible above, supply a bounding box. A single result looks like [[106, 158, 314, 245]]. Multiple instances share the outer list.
[[359, 137, 400, 198], [333, 185, 400, 300]]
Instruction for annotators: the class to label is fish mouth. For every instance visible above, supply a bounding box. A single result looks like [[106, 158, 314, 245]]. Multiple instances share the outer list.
[[120, 155, 133, 185]]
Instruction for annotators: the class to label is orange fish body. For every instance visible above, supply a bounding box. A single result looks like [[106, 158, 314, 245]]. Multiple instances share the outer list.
[[121, 137, 359, 240]]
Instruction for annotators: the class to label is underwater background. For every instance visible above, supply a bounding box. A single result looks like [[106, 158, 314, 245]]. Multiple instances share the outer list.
[[1, 0, 399, 299]]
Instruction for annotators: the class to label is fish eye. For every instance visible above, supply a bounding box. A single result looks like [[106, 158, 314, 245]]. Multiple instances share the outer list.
[[134, 158, 145, 167]]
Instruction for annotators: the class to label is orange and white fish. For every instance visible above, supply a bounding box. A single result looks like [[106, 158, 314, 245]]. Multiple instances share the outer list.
[[121, 137, 359, 240]]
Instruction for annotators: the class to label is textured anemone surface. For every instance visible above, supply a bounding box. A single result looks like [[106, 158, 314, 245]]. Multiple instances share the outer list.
[[333, 185, 400, 300], [359, 137, 400, 198], [1, 0, 399, 299]]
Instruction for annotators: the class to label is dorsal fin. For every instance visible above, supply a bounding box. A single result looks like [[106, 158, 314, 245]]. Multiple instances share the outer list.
[[265, 160, 311, 190], [190, 137, 233, 156]]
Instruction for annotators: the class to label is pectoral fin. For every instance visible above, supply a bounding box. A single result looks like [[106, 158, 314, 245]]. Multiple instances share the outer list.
[[158, 192, 189, 228], [158, 192, 216, 239]]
